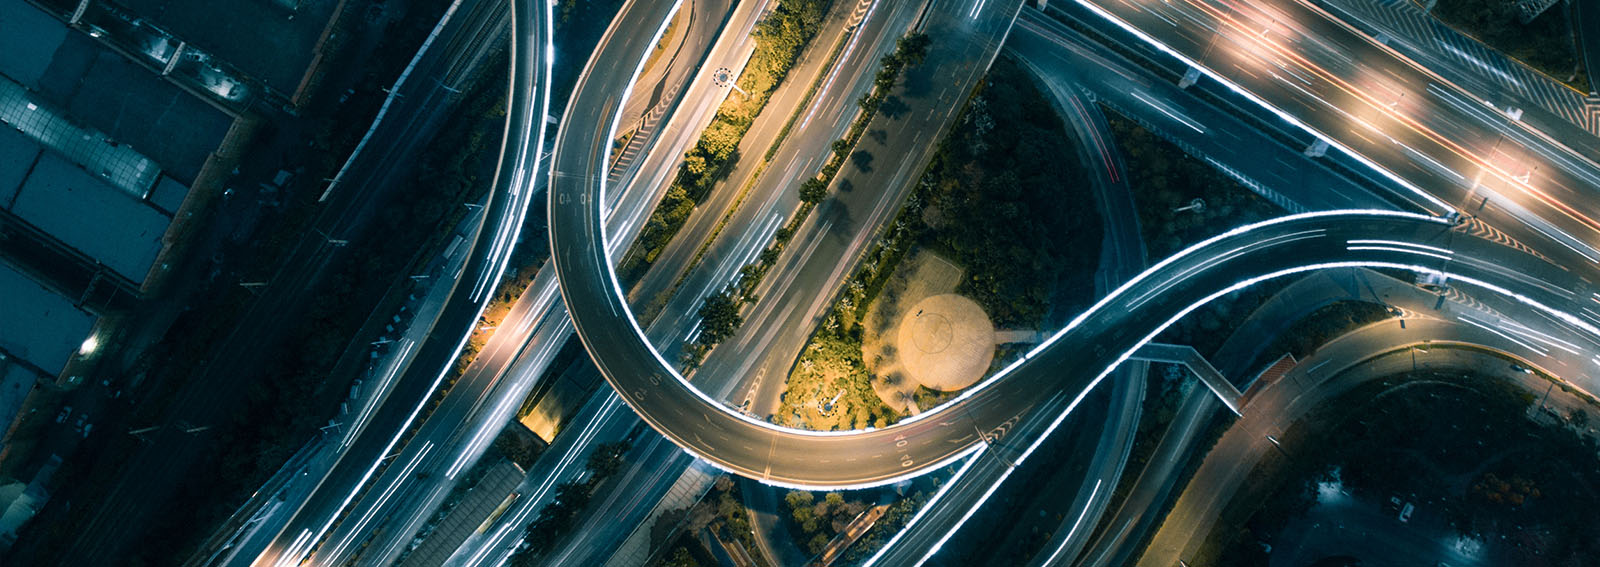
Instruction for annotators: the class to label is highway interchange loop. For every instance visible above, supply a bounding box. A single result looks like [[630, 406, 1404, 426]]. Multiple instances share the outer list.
[[247, 0, 1600, 563], [550, 152, 1599, 488], [541, 0, 1600, 494]]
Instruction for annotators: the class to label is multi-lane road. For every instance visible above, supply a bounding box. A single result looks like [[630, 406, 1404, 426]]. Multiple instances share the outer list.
[[181, 0, 1600, 563], [554, 172, 1600, 489], [43, 0, 531, 564], [1080, 0, 1600, 271], [240, 0, 552, 564], [475, 0, 1600, 562]]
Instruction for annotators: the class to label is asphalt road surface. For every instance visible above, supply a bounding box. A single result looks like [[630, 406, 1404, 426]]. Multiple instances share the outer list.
[[1078, 0, 1600, 278], [241, 0, 550, 563], [37, 0, 529, 564], [555, 98, 1600, 494]]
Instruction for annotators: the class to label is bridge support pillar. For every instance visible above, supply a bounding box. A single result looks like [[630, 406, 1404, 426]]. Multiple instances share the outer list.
[[1132, 343, 1244, 415]]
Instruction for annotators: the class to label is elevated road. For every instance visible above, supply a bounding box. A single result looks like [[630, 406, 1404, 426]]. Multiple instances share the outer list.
[[545, 7, 1600, 493], [243, 0, 551, 564], [1073, 0, 1600, 273], [43, 0, 532, 564], [553, 129, 1595, 493]]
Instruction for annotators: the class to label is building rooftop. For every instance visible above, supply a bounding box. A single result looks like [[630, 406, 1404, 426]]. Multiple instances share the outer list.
[[0, 0, 231, 186], [0, 0, 66, 88], [114, 0, 344, 94], [0, 78, 162, 197], [8, 152, 169, 282], [0, 365, 39, 448], [0, 262, 95, 374], [37, 35, 232, 184], [0, 126, 35, 204], [148, 175, 187, 215]]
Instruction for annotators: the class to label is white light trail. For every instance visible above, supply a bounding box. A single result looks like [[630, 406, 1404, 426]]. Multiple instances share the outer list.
[[860, 443, 988, 567], [1347, 245, 1452, 262], [1039, 479, 1102, 565], [1347, 239, 1454, 256], [802, 0, 878, 131], [1071, 0, 1454, 214]]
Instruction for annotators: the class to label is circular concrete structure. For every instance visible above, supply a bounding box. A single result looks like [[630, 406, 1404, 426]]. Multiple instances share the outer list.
[[897, 294, 994, 391]]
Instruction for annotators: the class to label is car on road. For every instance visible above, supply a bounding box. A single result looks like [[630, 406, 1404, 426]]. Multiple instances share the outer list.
[[56, 406, 73, 424]]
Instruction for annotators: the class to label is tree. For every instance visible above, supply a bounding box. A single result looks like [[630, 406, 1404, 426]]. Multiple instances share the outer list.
[[799, 178, 829, 203], [896, 32, 932, 65], [494, 428, 540, 469], [683, 152, 708, 180], [518, 479, 594, 557], [785, 490, 814, 512], [696, 289, 744, 346], [658, 548, 699, 567], [700, 121, 740, 160], [808, 533, 830, 555], [586, 441, 629, 480], [858, 91, 883, 111], [874, 66, 898, 91], [831, 139, 851, 159]]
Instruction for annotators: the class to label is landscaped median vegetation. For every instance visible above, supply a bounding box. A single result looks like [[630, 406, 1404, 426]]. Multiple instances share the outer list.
[[678, 31, 934, 369], [781, 488, 927, 562], [646, 476, 769, 567], [508, 441, 632, 564], [765, 54, 1102, 430], [617, 0, 834, 287], [1101, 108, 1286, 259]]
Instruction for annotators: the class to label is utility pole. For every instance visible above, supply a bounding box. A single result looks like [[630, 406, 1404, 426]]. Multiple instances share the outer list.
[[315, 228, 348, 247], [1265, 434, 1287, 457]]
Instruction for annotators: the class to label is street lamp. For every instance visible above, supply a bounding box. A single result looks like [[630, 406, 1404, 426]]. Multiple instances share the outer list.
[[1172, 198, 1206, 214], [78, 334, 99, 356]]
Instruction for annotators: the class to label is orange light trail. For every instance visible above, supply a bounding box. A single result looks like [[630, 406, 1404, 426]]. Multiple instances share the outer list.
[[1163, 0, 1600, 236]]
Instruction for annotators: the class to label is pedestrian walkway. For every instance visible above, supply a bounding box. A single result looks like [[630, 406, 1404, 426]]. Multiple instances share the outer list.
[[1132, 343, 1245, 415], [1314, 0, 1600, 136]]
